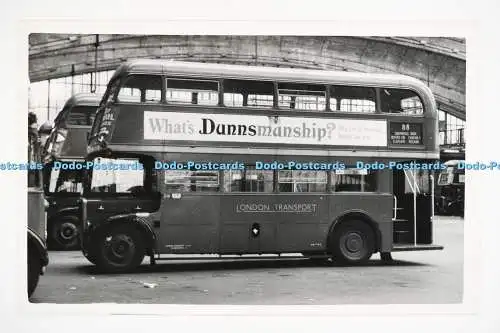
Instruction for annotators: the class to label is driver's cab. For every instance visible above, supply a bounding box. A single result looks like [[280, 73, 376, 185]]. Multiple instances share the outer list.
[[82, 152, 161, 217]]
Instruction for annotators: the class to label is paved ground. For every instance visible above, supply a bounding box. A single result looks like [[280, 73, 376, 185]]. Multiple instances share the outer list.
[[29, 216, 463, 304]]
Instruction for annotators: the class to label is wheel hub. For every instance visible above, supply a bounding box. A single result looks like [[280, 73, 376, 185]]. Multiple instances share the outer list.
[[345, 233, 363, 252], [105, 234, 135, 262], [59, 222, 78, 241], [339, 231, 367, 260]]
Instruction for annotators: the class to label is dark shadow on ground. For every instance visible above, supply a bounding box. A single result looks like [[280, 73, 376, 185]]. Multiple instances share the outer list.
[[76, 257, 431, 276]]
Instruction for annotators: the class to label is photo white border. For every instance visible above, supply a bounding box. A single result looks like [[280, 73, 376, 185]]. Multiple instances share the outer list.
[[2, 0, 500, 332]]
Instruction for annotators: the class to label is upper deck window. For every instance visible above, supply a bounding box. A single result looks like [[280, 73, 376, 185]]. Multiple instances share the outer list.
[[224, 79, 274, 108], [278, 83, 326, 111], [116, 75, 162, 103], [329, 85, 377, 113], [66, 106, 98, 126], [166, 78, 219, 106], [380, 88, 424, 115]]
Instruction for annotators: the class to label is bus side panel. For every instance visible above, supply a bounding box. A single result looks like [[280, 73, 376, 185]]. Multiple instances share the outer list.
[[274, 194, 329, 252], [158, 194, 220, 253], [219, 195, 278, 254], [328, 194, 393, 253]]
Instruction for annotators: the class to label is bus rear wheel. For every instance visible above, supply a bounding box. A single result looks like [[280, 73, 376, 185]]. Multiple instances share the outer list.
[[329, 220, 375, 265], [94, 224, 145, 273]]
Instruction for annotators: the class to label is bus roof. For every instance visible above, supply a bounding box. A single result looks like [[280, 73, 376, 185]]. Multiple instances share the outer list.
[[110, 59, 433, 95], [54, 93, 102, 124], [62, 93, 102, 109]]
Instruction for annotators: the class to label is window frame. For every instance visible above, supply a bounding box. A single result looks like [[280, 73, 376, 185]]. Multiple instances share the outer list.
[[222, 78, 276, 109], [329, 168, 378, 193], [223, 166, 274, 193], [328, 85, 378, 114], [114, 74, 165, 104], [277, 169, 328, 193], [163, 169, 221, 193], [102, 71, 428, 117], [276, 82, 327, 112], [379, 87, 426, 116], [165, 77, 220, 106], [83, 154, 156, 198]]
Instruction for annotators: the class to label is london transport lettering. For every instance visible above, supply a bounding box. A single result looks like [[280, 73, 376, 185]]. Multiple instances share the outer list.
[[236, 203, 318, 213]]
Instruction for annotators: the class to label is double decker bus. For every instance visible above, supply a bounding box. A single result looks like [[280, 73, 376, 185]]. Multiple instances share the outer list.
[[27, 113, 49, 297], [42, 93, 100, 250], [436, 160, 465, 217], [81, 59, 443, 273]]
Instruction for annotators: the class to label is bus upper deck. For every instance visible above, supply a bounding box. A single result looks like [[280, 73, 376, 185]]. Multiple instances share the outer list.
[[88, 59, 438, 161], [44, 93, 101, 161]]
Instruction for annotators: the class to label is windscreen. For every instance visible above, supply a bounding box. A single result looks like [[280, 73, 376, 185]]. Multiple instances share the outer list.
[[48, 166, 84, 194]]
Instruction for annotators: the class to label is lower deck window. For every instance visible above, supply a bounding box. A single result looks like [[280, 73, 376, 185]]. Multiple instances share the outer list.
[[278, 170, 327, 192], [164, 170, 220, 192], [331, 168, 377, 192], [223, 168, 273, 192], [161, 166, 381, 193]]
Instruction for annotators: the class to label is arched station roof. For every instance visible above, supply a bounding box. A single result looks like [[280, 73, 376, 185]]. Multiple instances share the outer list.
[[29, 35, 465, 120]]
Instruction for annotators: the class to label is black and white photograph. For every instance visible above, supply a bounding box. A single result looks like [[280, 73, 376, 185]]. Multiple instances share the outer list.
[[3, 1, 500, 332], [26, 34, 466, 305]]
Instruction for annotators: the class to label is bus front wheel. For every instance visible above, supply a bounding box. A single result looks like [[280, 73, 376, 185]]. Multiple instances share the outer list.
[[50, 216, 80, 251], [94, 224, 145, 273], [329, 220, 375, 265]]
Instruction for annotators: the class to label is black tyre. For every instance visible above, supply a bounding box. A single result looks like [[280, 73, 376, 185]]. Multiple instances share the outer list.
[[329, 220, 375, 265], [94, 224, 145, 273], [27, 247, 41, 297], [49, 216, 80, 251]]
